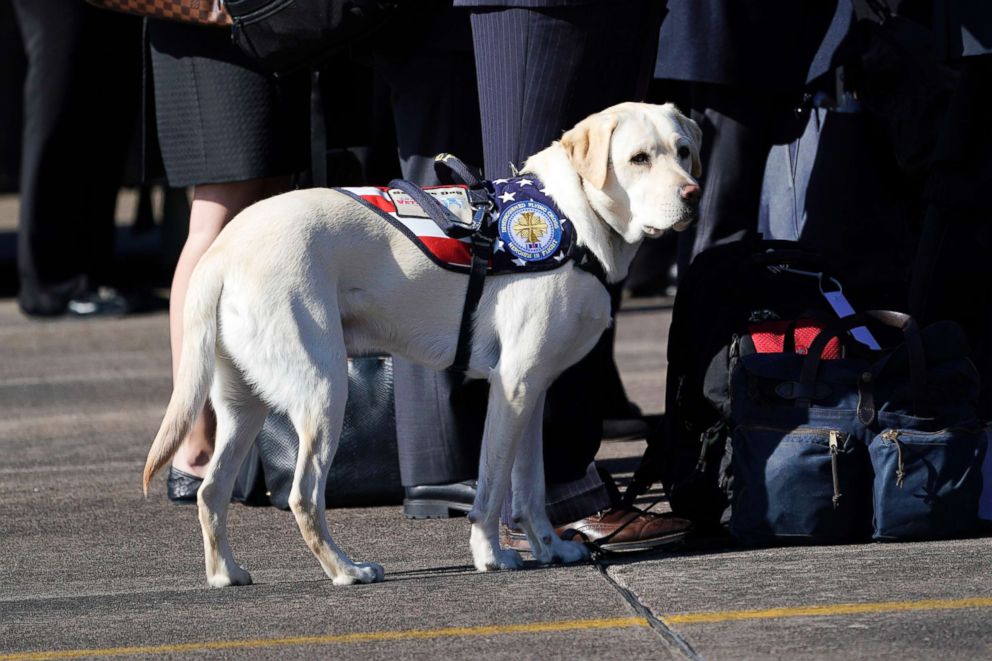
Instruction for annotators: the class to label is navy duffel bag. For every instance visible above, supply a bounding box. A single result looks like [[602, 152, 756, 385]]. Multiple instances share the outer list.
[[729, 311, 987, 545]]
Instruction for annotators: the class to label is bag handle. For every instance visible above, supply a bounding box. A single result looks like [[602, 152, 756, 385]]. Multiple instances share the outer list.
[[796, 311, 927, 416]]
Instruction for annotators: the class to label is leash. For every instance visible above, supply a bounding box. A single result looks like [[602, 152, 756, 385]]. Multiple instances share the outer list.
[[567, 469, 678, 559]]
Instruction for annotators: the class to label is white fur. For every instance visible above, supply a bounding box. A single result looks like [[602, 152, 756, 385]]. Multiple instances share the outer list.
[[143, 102, 701, 586]]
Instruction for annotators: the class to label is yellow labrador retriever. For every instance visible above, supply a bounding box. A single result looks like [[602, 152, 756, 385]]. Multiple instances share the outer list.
[[144, 102, 702, 587]]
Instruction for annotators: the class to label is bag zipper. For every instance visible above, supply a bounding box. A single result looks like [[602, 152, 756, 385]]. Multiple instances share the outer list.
[[829, 430, 844, 509], [879, 427, 980, 488], [880, 430, 906, 487], [738, 425, 846, 509], [739, 425, 833, 436]]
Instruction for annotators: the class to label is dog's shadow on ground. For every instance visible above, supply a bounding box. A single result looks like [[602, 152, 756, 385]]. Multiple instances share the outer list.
[[385, 560, 572, 582]]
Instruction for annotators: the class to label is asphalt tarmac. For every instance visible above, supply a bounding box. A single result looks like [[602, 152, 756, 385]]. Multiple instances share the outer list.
[[1, 291, 990, 660]]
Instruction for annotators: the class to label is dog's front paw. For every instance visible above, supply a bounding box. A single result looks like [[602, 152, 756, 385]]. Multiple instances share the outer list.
[[207, 563, 253, 588], [332, 562, 385, 586], [550, 539, 590, 564], [528, 535, 589, 565], [478, 548, 523, 572]]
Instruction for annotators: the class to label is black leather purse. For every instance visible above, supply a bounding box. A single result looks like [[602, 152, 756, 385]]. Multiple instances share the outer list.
[[224, 0, 403, 74], [255, 356, 403, 508]]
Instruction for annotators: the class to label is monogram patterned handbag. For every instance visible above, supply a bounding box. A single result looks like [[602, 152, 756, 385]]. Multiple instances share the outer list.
[[86, 0, 231, 27]]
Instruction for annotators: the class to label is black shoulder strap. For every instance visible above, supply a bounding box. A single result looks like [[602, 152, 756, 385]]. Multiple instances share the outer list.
[[570, 243, 609, 286], [450, 231, 494, 376], [434, 153, 483, 187], [434, 153, 491, 211]]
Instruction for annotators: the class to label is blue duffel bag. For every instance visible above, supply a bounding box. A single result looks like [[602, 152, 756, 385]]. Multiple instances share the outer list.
[[729, 311, 986, 545], [865, 319, 987, 539]]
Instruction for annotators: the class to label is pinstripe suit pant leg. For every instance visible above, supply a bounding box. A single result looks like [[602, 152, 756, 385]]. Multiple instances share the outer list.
[[471, 3, 662, 494], [394, 2, 663, 523], [381, 12, 489, 488]]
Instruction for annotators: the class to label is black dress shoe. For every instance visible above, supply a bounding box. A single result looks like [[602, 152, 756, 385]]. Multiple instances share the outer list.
[[167, 467, 203, 504], [403, 480, 477, 519]]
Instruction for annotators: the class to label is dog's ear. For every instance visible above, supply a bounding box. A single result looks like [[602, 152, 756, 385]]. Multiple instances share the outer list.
[[671, 106, 703, 178], [560, 114, 619, 190]]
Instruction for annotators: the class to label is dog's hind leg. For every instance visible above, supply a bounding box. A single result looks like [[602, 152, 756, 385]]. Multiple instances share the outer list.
[[198, 351, 268, 588], [287, 357, 384, 586], [510, 394, 590, 566], [468, 364, 549, 572]]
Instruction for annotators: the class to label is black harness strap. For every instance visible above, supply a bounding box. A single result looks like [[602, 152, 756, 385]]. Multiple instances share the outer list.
[[451, 232, 494, 375], [571, 243, 609, 286], [430, 154, 496, 378], [434, 152, 483, 188], [410, 153, 609, 377]]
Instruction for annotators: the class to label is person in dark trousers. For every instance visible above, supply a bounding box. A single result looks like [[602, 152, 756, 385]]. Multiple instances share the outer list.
[[400, 0, 691, 552], [654, 0, 842, 269], [910, 1, 992, 419], [10, 0, 141, 317], [377, 3, 490, 504]]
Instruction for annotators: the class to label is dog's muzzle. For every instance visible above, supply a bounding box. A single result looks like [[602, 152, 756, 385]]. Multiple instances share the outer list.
[[672, 214, 696, 232]]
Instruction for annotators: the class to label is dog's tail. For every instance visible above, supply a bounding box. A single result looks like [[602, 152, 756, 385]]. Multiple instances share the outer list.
[[142, 255, 224, 496]]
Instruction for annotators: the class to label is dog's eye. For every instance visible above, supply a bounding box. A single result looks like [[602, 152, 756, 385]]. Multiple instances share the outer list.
[[677, 145, 691, 161], [629, 152, 650, 165]]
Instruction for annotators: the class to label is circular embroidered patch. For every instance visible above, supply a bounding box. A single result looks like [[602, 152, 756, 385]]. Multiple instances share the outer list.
[[498, 200, 563, 263]]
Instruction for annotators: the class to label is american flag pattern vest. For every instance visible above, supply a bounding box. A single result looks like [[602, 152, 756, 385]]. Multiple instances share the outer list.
[[336, 176, 579, 275]]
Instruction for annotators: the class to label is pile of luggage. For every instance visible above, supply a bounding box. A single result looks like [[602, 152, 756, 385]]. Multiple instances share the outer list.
[[626, 240, 990, 545]]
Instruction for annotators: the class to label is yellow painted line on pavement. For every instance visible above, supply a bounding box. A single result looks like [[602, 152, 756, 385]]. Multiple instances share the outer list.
[[0, 617, 649, 661], [6, 597, 992, 660], [663, 596, 992, 626]]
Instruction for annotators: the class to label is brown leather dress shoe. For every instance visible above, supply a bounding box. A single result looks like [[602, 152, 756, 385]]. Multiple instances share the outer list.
[[502, 507, 691, 554]]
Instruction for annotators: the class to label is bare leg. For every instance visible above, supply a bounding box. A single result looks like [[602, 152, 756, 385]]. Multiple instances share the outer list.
[[170, 177, 287, 476]]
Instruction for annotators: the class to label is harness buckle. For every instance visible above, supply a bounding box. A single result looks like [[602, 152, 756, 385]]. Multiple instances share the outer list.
[[472, 200, 494, 228]]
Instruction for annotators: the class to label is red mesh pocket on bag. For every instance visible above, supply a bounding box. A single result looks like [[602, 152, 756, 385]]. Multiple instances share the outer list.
[[748, 319, 842, 359]]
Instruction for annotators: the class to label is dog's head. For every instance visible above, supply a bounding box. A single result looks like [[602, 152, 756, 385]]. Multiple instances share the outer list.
[[559, 102, 702, 241]]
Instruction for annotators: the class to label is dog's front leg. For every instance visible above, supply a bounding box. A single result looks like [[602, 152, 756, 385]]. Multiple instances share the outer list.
[[510, 394, 591, 566], [468, 367, 545, 572]]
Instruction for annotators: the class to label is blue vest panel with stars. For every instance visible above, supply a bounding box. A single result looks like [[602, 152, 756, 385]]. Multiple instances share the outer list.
[[483, 176, 577, 274]]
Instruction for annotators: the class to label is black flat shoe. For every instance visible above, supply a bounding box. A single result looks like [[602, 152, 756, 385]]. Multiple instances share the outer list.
[[167, 467, 202, 504], [403, 480, 477, 519], [66, 287, 130, 317]]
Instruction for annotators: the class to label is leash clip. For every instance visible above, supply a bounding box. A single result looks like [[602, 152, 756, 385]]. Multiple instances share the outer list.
[[472, 198, 494, 228]]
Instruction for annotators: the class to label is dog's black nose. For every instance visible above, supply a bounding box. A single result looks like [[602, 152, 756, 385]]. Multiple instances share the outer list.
[[680, 183, 701, 205]]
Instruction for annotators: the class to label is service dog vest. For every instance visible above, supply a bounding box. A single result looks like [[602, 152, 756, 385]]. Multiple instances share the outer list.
[[337, 176, 581, 275]]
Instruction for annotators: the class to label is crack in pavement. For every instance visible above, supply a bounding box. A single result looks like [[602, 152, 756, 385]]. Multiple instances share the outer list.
[[595, 557, 702, 660]]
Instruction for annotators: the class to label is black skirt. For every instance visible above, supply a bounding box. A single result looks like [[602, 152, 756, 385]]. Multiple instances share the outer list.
[[148, 20, 307, 187]]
